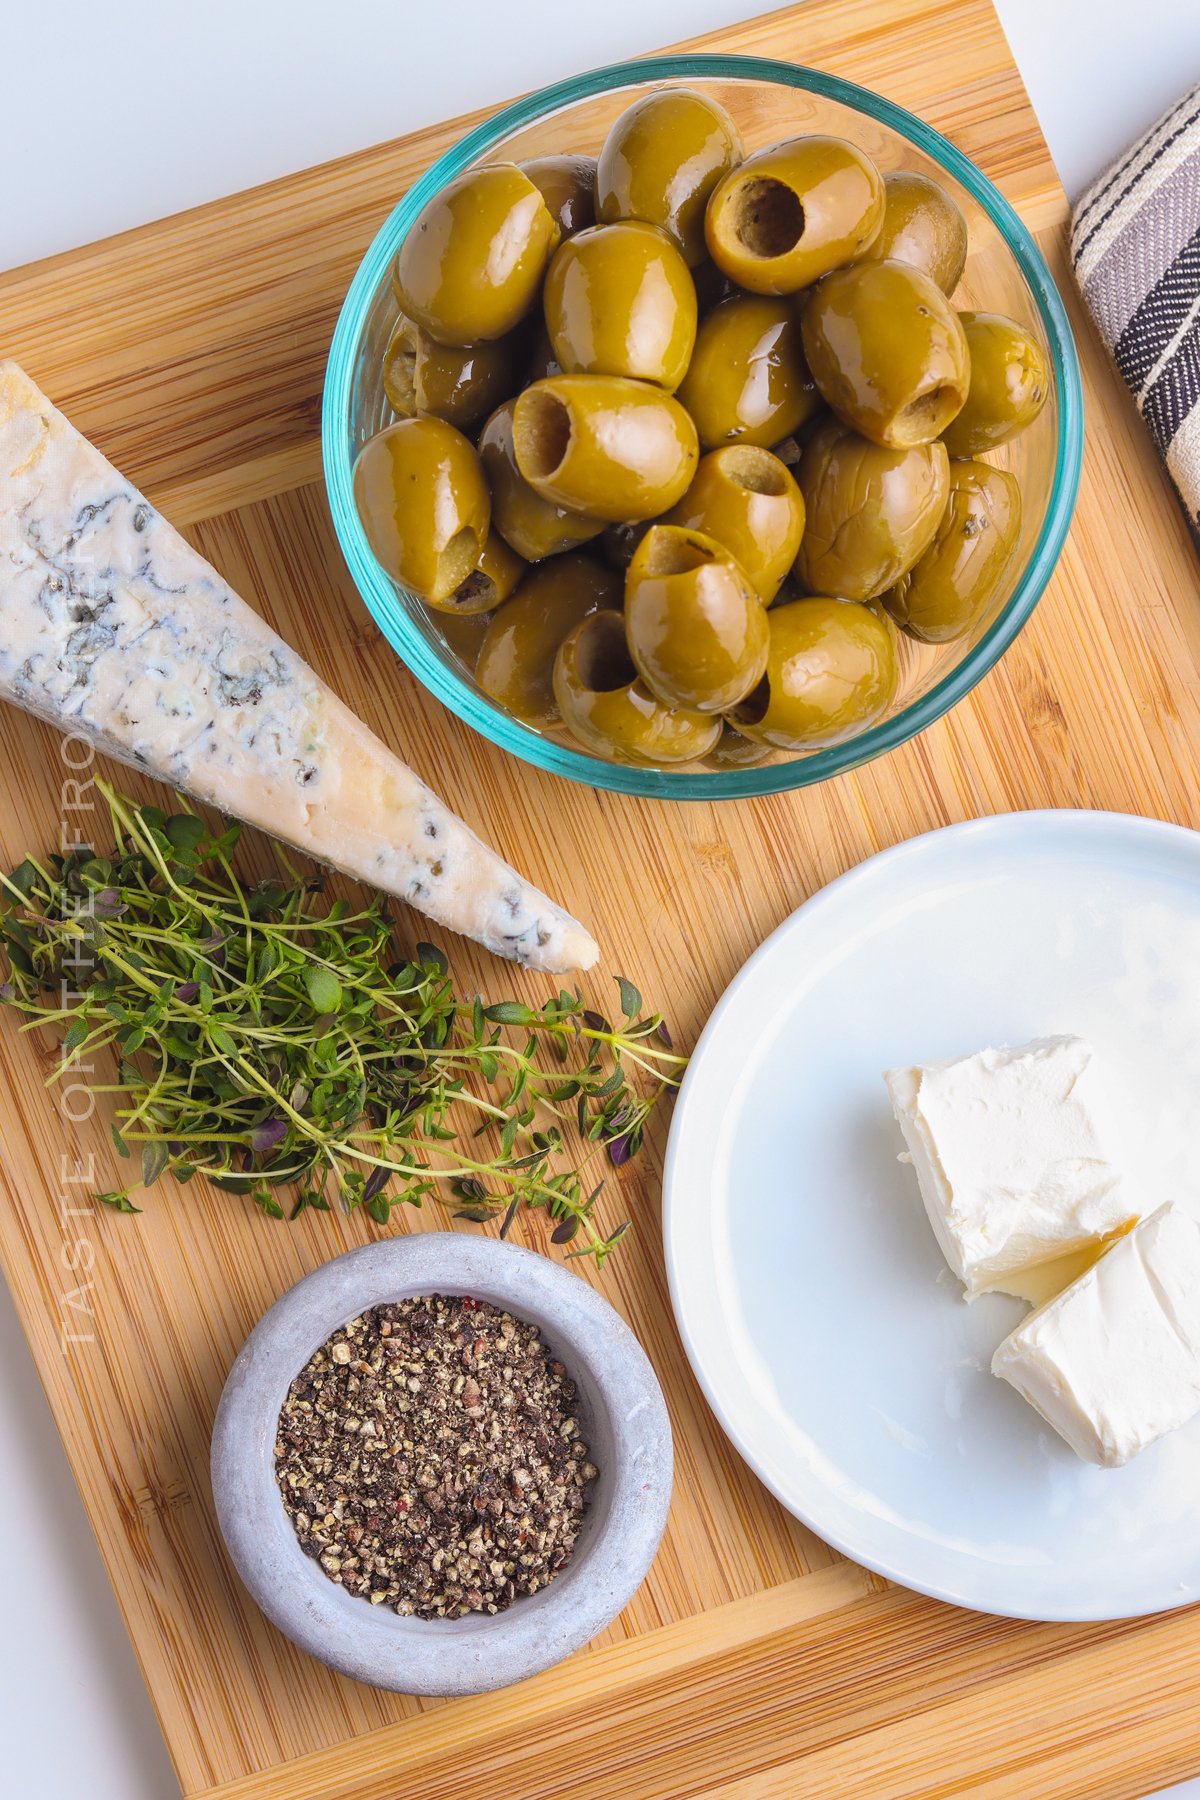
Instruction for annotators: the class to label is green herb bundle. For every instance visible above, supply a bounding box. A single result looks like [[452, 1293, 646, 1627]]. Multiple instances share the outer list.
[[0, 785, 684, 1266]]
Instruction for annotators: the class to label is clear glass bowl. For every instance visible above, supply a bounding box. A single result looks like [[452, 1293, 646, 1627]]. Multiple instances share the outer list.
[[323, 55, 1084, 800]]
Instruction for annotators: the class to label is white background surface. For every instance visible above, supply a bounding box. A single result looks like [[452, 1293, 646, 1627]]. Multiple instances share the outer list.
[[2, 2, 1200, 1796]]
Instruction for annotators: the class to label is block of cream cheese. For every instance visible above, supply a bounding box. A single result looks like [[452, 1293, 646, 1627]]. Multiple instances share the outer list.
[[884, 1036, 1133, 1301], [992, 1203, 1200, 1467]]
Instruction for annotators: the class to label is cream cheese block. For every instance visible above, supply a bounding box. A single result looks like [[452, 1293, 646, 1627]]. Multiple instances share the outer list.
[[884, 1035, 1133, 1301], [0, 361, 597, 974], [992, 1203, 1200, 1467]]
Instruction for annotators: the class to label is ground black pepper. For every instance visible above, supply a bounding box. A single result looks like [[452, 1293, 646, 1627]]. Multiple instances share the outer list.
[[274, 1296, 597, 1620]]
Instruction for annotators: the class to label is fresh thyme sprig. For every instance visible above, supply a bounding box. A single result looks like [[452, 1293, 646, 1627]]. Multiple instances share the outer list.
[[0, 783, 685, 1267]]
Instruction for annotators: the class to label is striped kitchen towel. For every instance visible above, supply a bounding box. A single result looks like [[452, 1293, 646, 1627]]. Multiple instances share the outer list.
[[1071, 83, 1200, 544]]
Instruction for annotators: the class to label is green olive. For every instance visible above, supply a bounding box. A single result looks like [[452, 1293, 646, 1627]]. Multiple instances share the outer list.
[[665, 445, 805, 601], [393, 163, 559, 346], [553, 610, 722, 764], [543, 221, 697, 390], [478, 400, 604, 561], [512, 375, 699, 521], [941, 311, 1050, 456], [705, 135, 885, 294], [884, 460, 1022, 642], [730, 596, 898, 748], [703, 723, 774, 769], [476, 554, 622, 726], [520, 154, 597, 237], [437, 530, 526, 616], [802, 259, 969, 447], [677, 294, 820, 451], [354, 417, 490, 604], [860, 171, 969, 295], [624, 524, 768, 713], [794, 416, 950, 600], [382, 315, 526, 433], [438, 609, 492, 675], [596, 88, 743, 267]]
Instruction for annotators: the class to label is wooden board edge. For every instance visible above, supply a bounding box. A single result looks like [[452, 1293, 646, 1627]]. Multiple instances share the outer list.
[[198, 1563, 878, 1800]]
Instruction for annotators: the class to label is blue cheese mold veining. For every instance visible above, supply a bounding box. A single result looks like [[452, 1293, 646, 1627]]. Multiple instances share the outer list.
[[0, 360, 598, 973]]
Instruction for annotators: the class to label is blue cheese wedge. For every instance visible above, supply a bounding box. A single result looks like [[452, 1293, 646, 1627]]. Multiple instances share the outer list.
[[884, 1035, 1134, 1302], [992, 1203, 1200, 1467], [0, 361, 597, 973]]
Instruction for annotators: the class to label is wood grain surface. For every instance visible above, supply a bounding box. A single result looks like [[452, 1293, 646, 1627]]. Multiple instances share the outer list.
[[1, 2, 1199, 1797]]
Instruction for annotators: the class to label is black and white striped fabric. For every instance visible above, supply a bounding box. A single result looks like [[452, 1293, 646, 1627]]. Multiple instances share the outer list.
[[1071, 83, 1200, 544]]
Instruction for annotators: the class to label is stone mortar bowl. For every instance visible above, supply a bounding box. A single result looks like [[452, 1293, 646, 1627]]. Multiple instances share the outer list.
[[210, 1233, 673, 1695]]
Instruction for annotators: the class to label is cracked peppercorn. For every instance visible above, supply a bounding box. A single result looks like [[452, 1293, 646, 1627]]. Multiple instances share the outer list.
[[274, 1296, 598, 1620]]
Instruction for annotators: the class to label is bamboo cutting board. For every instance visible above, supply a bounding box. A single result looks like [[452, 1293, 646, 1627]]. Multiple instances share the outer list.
[[2, 2, 1200, 1796]]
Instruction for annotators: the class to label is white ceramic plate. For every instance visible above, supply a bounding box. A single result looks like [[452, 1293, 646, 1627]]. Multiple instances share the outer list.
[[664, 810, 1200, 1620]]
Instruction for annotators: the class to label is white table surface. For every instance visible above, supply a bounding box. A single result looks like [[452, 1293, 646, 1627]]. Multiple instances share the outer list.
[[3, 2, 1200, 1796]]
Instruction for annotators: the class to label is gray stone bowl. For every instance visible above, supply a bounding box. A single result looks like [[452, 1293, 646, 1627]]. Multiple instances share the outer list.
[[210, 1233, 673, 1695]]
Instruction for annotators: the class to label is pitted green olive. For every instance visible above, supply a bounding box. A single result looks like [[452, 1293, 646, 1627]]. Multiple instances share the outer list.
[[596, 88, 743, 267], [542, 221, 697, 390], [861, 171, 968, 295], [624, 525, 768, 712], [802, 259, 969, 447], [478, 401, 604, 562], [512, 375, 699, 521], [393, 163, 559, 345], [730, 596, 898, 748], [705, 135, 885, 294], [520, 153, 597, 237], [476, 554, 621, 726], [354, 417, 490, 605], [439, 530, 526, 615], [553, 610, 722, 764], [665, 445, 805, 600], [383, 315, 526, 432], [677, 294, 820, 451], [794, 416, 950, 600], [884, 460, 1022, 642], [941, 311, 1049, 456]]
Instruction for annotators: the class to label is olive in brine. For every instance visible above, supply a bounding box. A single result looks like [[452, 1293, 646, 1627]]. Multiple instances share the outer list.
[[884, 461, 1022, 642], [476, 554, 621, 726], [677, 295, 820, 451], [596, 88, 743, 267], [794, 416, 950, 601], [393, 163, 559, 345], [625, 525, 768, 713], [513, 375, 699, 522], [730, 596, 898, 748], [553, 610, 722, 765], [941, 311, 1049, 456], [478, 401, 604, 562], [354, 417, 490, 605], [520, 154, 597, 237], [861, 171, 969, 295], [802, 259, 969, 448], [665, 445, 805, 601], [438, 530, 526, 615], [383, 315, 525, 433], [705, 136, 885, 294], [542, 221, 697, 390]]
